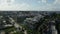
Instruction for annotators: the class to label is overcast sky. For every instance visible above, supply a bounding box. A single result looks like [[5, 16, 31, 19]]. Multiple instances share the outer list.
[[0, 0, 60, 11]]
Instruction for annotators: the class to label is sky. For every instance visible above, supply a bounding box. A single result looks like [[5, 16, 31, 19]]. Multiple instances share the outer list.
[[0, 0, 60, 11]]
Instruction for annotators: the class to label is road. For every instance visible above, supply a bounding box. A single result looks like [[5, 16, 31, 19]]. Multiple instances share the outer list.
[[8, 16, 27, 34]]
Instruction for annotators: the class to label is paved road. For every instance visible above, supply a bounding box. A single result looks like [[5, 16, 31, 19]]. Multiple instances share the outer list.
[[8, 16, 27, 34]]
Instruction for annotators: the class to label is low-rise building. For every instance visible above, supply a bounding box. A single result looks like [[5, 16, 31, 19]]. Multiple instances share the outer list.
[[23, 15, 44, 29]]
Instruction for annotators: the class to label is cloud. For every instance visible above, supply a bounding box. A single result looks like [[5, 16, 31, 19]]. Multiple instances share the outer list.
[[0, 0, 60, 11], [0, 0, 15, 5], [0, 0, 32, 11], [37, 0, 47, 4], [41, 0, 47, 3], [0, 3, 31, 11], [38, 0, 59, 5], [37, 0, 60, 11]]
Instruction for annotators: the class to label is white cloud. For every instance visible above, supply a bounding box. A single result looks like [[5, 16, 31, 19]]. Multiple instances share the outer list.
[[0, 0, 15, 5], [41, 0, 47, 3], [38, 0, 47, 3], [37, 0, 60, 11], [0, 0, 60, 11], [0, 3, 31, 11], [38, 0, 60, 5], [0, 0, 32, 11], [56, 0, 60, 3]]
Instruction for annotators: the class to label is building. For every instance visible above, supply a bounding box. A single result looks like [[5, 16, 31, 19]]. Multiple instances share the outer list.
[[23, 15, 44, 29]]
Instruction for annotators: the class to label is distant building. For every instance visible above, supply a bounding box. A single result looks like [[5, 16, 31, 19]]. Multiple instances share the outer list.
[[0, 16, 13, 30], [24, 15, 44, 29], [47, 21, 58, 34]]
